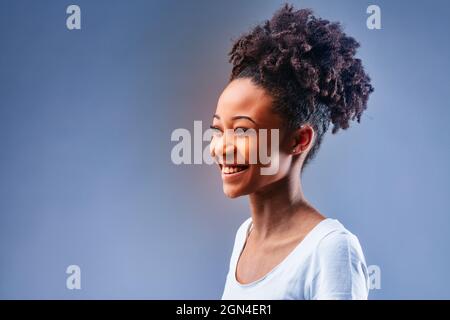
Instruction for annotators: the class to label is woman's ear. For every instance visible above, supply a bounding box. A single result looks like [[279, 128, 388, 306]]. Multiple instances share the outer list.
[[291, 125, 314, 155]]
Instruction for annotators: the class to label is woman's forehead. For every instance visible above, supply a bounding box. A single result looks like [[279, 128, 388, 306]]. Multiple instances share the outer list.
[[216, 78, 275, 121]]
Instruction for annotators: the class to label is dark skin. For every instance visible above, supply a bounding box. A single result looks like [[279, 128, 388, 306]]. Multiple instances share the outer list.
[[210, 78, 325, 284]]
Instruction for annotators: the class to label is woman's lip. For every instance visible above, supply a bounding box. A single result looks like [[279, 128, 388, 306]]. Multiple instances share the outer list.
[[220, 165, 249, 181]]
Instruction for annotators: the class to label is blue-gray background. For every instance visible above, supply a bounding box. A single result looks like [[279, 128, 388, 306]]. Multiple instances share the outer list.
[[1, 0, 449, 299]]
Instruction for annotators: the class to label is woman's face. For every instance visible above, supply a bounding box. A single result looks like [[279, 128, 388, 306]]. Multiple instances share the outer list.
[[210, 78, 298, 198]]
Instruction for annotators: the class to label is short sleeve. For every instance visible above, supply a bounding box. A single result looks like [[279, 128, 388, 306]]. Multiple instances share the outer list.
[[309, 231, 369, 300]]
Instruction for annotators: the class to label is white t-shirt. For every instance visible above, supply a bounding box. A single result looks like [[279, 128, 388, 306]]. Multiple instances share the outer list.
[[221, 217, 369, 300]]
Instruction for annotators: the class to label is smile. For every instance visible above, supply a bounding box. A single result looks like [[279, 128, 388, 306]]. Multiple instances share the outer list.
[[219, 164, 249, 175]]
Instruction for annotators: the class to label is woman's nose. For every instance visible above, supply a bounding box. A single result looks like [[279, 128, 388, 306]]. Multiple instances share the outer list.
[[210, 135, 236, 163], [222, 140, 236, 163]]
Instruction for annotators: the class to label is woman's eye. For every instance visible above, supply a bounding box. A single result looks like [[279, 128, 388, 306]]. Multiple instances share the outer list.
[[209, 125, 222, 136], [234, 127, 249, 135]]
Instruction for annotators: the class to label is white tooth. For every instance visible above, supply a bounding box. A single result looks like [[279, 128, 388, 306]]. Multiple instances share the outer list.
[[224, 166, 230, 173]]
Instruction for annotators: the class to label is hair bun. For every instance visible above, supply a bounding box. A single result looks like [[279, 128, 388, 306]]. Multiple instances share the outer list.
[[229, 3, 374, 134]]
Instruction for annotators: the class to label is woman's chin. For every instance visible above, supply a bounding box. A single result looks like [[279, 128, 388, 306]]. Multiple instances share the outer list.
[[223, 185, 247, 199]]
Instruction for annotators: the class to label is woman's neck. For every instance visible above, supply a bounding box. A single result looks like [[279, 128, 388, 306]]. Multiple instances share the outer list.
[[248, 174, 321, 241]]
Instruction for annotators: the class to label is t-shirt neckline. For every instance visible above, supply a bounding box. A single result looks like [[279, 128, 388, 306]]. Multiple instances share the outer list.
[[233, 217, 338, 288]]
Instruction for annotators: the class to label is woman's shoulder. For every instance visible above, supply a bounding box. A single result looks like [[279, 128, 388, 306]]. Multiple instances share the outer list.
[[233, 216, 252, 242], [314, 219, 366, 261], [226, 217, 253, 267], [306, 219, 369, 299]]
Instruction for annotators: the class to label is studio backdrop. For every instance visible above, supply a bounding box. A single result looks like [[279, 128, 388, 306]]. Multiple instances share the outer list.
[[1, 0, 449, 299]]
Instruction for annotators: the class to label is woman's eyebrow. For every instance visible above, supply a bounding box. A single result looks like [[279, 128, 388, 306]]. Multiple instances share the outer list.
[[213, 114, 257, 125], [231, 115, 257, 124]]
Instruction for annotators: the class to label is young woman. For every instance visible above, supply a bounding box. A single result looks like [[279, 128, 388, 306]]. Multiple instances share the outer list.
[[210, 4, 374, 299]]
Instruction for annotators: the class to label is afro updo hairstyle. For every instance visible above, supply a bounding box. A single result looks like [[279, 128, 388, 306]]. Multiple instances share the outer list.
[[228, 3, 374, 169]]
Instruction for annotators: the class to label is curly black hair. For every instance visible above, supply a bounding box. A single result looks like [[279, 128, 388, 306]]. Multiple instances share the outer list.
[[228, 3, 374, 168]]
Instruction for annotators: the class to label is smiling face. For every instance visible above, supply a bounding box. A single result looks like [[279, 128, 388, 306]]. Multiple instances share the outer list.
[[210, 78, 300, 198]]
